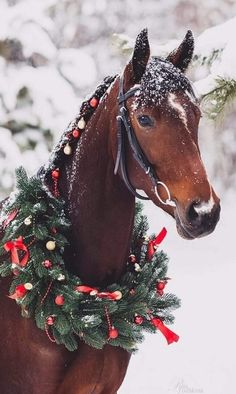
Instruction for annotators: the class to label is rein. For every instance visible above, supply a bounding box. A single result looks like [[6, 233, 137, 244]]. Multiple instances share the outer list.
[[114, 74, 176, 207]]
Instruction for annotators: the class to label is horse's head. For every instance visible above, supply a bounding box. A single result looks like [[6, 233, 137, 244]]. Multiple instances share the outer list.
[[115, 29, 220, 239]]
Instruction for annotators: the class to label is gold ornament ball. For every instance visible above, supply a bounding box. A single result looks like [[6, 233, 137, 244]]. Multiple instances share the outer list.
[[24, 283, 33, 290], [24, 216, 32, 225], [113, 290, 122, 300], [46, 240, 56, 251], [77, 117, 86, 130], [63, 143, 72, 155], [90, 290, 98, 296], [134, 263, 142, 272], [57, 274, 65, 281]]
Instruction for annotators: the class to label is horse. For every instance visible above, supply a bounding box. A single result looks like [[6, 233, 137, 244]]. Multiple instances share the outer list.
[[0, 29, 220, 394]]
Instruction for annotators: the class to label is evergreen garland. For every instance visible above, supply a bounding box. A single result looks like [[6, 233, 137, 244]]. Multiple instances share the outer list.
[[0, 167, 180, 352]]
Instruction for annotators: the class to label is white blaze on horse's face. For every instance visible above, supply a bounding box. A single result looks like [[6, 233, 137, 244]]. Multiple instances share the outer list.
[[168, 93, 190, 133]]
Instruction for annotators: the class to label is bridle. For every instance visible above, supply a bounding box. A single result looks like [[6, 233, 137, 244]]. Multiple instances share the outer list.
[[114, 74, 176, 207]]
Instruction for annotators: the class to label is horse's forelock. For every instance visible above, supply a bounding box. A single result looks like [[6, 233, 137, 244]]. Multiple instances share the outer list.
[[136, 56, 195, 107]]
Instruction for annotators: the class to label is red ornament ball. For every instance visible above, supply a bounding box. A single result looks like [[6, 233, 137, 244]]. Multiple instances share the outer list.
[[128, 254, 136, 264], [51, 169, 60, 179], [46, 316, 55, 326], [72, 129, 80, 138], [134, 315, 144, 325], [13, 268, 20, 276], [89, 97, 99, 108], [55, 295, 65, 306], [156, 281, 166, 291], [15, 284, 27, 298], [42, 260, 52, 269], [108, 327, 119, 339]]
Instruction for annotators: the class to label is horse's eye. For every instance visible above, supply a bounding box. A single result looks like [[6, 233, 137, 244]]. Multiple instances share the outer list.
[[137, 115, 154, 127]]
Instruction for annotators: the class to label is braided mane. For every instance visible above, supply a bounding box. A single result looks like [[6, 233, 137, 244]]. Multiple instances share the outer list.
[[38, 75, 117, 185]]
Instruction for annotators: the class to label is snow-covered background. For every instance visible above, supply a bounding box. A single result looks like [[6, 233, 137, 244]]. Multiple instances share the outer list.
[[0, 0, 236, 393]]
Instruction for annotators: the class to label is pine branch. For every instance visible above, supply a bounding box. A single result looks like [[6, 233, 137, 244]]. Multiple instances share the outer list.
[[202, 77, 236, 121]]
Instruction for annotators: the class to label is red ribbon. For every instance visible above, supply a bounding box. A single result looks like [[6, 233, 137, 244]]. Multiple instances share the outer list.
[[148, 227, 167, 260], [75, 285, 98, 294], [151, 317, 179, 344], [3, 209, 18, 229], [75, 286, 118, 300], [4, 236, 29, 267], [97, 292, 117, 300]]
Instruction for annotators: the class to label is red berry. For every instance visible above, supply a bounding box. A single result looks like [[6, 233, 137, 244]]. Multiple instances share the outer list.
[[134, 315, 144, 325], [42, 260, 52, 269], [55, 295, 65, 306], [51, 169, 59, 179], [108, 327, 119, 339], [46, 316, 55, 326], [89, 97, 99, 108], [72, 129, 80, 138], [15, 284, 27, 298], [156, 281, 166, 291]]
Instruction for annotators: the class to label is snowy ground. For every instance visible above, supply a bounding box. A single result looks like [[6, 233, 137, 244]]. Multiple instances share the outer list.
[[120, 192, 236, 394]]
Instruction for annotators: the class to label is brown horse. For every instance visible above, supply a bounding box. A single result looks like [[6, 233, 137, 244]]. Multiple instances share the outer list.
[[0, 29, 220, 394]]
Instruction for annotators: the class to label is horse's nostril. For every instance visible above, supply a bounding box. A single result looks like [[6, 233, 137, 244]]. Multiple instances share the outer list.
[[187, 201, 200, 222]]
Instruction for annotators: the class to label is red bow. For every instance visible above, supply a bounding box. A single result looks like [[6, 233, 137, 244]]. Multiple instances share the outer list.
[[151, 317, 179, 344], [9, 284, 27, 300], [4, 236, 29, 267], [148, 227, 167, 260]]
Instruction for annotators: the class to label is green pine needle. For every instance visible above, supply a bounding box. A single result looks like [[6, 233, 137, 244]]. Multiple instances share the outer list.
[[202, 77, 236, 121]]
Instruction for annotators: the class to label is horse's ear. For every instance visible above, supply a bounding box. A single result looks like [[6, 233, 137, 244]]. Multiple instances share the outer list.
[[131, 28, 150, 82], [124, 29, 150, 87], [166, 30, 194, 72]]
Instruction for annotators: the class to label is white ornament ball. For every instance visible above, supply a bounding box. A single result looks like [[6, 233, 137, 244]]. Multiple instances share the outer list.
[[24, 216, 32, 226], [46, 240, 56, 251], [134, 263, 142, 272], [63, 143, 72, 155], [11, 263, 18, 269], [57, 274, 65, 281], [113, 290, 122, 300], [24, 283, 33, 290], [90, 290, 98, 296], [77, 117, 86, 130]]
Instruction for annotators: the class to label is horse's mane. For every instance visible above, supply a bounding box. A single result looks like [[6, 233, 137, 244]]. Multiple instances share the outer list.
[[38, 75, 117, 185]]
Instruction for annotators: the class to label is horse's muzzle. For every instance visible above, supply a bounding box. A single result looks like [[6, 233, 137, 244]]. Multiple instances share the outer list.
[[175, 200, 221, 239]]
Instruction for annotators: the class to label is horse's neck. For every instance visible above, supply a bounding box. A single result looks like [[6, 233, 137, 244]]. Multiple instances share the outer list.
[[60, 89, 135, 286]]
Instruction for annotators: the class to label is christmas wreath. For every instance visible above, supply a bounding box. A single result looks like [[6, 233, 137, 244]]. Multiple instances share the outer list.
[[0, 167, 180, 352]]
